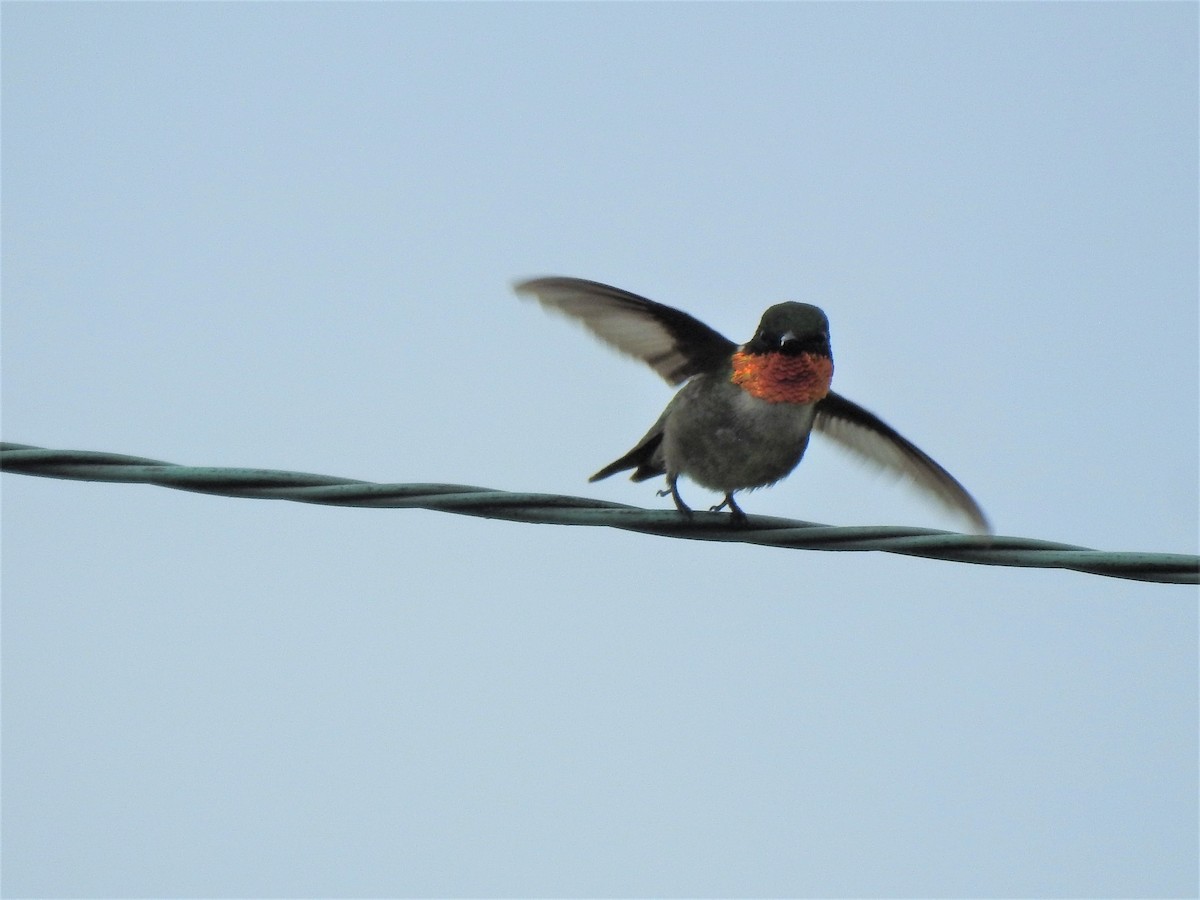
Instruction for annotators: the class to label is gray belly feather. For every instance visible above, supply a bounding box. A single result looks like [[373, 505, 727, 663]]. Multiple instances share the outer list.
[[659, 376, 817, 492]]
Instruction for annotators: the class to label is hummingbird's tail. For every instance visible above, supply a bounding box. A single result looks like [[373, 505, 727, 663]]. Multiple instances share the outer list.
[[589, 432, 665, 483]]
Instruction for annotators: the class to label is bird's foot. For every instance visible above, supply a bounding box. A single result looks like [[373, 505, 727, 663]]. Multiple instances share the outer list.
[[710, 493, 748, 525], [658, 479, 693, 518]]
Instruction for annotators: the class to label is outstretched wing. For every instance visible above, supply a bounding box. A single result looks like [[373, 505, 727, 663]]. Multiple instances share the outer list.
[[815, 391, 991, 534], [514, 276, 737, 385]]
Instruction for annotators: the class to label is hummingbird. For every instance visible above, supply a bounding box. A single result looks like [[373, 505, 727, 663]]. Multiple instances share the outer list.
[[514, 276, 989, 533]]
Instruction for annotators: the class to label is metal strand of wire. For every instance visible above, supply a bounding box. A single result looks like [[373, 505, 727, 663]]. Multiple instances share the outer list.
[[3, 443, 1196, 584]]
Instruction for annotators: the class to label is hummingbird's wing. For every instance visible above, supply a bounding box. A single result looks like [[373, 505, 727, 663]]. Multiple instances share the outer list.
[[815, 392, 991, 534], [514, 276, 737, 385]]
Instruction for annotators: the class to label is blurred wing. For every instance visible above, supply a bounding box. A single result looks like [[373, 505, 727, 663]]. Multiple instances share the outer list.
[[815, 391, 991, 534], [514, 276, 737, 385]]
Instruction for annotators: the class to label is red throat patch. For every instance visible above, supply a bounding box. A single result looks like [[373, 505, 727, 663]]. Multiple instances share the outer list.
[[730, 350, 833, 403]]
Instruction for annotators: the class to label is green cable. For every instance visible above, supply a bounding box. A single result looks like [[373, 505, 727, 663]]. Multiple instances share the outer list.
[[3, 443, 1196, 585]]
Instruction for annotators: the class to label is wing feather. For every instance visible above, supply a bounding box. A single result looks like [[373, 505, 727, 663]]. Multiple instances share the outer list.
[[815, 392, 991, 533], [514, 276, 736, 385]]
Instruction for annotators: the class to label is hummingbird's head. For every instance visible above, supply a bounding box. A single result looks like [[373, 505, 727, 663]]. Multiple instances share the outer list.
[[745, 302, 832, 358], [731, 302, 834, 403]]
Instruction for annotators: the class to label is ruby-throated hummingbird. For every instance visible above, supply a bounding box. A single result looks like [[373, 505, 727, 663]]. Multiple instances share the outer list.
[[515, 276, 989, 533]]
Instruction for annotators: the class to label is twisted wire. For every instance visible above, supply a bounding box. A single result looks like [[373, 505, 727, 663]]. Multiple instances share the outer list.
[[2, 443, 1196, 585]]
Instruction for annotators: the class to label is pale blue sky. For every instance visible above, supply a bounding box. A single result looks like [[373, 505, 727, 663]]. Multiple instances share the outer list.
[[3, 4, 1197, 897]]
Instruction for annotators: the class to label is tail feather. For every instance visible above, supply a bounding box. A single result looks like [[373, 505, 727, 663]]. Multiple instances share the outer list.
[[589, 433, 665, 483]]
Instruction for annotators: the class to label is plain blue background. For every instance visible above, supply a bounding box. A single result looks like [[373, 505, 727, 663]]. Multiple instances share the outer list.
[[3, 4, 1197, 897]]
